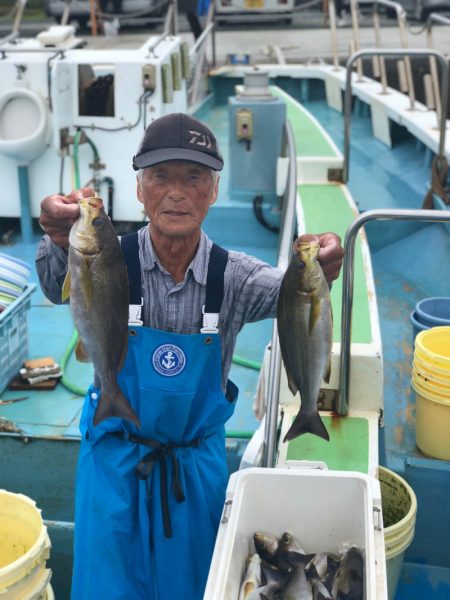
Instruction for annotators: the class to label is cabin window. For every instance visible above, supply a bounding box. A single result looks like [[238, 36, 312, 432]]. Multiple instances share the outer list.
[[78, 64, 115, 117]]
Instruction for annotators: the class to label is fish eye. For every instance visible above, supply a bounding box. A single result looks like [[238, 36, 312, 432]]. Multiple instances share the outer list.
[[297, 260, 305, 269], [92, 217, 104, 228]]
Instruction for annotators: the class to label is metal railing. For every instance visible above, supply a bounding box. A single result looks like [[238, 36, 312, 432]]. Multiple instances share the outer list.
[[343, 48, 450, 183], [188, 1, 216, 108], [0, 0, 27, 46], [329, 0, 421, 108], [357, 0, 414, 102], [426, 13, 450, 124], [261, 120, 298, 468], [338, 208, 450, 416]]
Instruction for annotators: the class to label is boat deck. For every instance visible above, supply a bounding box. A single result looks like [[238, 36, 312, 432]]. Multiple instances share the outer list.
[[1, 66, 450, 597]]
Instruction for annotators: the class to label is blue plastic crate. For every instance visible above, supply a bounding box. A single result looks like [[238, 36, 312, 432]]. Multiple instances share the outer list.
[[0, 284, 36, 393]]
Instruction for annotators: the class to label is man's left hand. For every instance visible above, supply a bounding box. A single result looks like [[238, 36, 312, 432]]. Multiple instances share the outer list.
[[295, 232, 344, 284]]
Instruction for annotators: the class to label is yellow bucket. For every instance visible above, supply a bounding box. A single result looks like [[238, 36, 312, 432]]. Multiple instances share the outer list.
[[378, 467, 417, 600], [414, 326, 450, 368], [412, 375, 450, 460], [413, 355, 450, 384], [412, 327, 450, 460], [0, 490, 51, 599], [412, 367, 450, 396]]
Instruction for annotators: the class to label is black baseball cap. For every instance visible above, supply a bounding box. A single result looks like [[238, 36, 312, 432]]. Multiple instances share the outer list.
[[132, 113, 224, 172]]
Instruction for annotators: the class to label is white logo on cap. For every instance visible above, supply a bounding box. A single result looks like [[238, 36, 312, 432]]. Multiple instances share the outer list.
[[188, 130, 213, 149]]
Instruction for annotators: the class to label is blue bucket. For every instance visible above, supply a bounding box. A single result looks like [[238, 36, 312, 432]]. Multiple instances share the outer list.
[[415, 297, 450, 328], [410, 311, 429, 344]]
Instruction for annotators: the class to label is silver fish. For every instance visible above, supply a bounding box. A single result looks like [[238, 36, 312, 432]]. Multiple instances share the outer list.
[[330, 546, 364, 600], [277, 241, 332, 442], [311, 576, 332, 600], [239, 553, 262, 600], [254, 532, 279, 565], [307, 552, 339, 581], [283, 560, 313, 600], [251, 583, 279, 600], [278, 532, 305, 555], [63, 197, 140, 428]]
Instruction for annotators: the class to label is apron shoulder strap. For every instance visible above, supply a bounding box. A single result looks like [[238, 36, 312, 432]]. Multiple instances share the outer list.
[[120, 234, 228, 332], [202, 243, 228, 334], [120, 232, 143, 325]]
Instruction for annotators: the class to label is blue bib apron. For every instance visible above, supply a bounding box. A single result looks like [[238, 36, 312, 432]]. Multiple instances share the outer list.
[[72, 236, 237, 600]]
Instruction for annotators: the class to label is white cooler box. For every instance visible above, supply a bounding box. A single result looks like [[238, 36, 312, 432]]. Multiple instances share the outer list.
[[204, 467, 387, 600]]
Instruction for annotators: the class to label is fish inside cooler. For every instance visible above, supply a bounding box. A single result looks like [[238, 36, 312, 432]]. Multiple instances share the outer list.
[[204, 468, 386, 600], [240, 531, 364, 598]]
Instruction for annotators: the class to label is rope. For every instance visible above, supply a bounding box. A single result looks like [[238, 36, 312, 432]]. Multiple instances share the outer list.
[[422, 155, 449, 209]]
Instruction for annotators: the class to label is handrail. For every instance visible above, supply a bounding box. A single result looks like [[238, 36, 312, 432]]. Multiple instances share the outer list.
[[188, 1, 216, 108], [171, 0, 178, 34], [262, 119, 298, 468], [189, 22, 214, 60], [0, 31, 18, 46], [343, 48, 450, 183], [354, 0, 414, 104], [338, 208, 450, 416], [0, 0, 27, 45], [426, 11, 450, 29], [143, 22, 173, 57], [426, 13, 450, 125], [327, 0, 340, 69], [12, 0, 27, 35], [163, 2, 174, 35]]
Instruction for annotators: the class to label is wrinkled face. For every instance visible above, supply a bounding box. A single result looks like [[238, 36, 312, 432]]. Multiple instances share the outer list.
[[136, 160, 219, 241]]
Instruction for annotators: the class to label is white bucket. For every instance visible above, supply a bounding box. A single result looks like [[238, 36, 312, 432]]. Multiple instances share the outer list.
[[378, 467, 417, 600], [0, 489, 52, 599]]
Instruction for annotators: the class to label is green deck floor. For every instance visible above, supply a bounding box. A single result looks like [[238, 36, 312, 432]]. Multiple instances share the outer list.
[[286, 416, 369, 473]]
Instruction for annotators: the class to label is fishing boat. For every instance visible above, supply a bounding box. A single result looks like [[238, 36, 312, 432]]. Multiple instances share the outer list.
[[0, 1, 449, 597]]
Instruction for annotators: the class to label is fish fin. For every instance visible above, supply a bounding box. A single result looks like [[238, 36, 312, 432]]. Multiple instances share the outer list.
[[79, 258, 92, 309], [62, 271, 70, 303], [93, 387, 141, 428], [75, 338, 91, 363], [283, 410, 329, 443], [309, 291, 321, 335]]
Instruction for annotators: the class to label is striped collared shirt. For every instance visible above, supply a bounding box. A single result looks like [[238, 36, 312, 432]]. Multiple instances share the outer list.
[[36, 227, 283, 390]]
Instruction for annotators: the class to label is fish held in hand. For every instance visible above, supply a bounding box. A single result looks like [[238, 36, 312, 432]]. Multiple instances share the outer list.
[[62, 197, 140, 428], [277, 242, 332, 442]]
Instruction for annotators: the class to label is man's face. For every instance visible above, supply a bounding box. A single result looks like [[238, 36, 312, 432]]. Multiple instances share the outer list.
[[137, 160, 218, 241]]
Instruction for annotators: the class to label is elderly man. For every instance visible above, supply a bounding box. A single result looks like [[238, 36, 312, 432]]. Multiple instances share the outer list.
[[36, 113, 344, 600]]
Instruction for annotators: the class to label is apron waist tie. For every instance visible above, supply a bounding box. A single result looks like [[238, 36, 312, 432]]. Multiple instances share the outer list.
[[111, 431, 201, 538]]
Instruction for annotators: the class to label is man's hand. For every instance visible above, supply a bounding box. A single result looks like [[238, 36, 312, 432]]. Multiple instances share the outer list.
[[294, 232, 344, 284], [39, 188, 95, 249]]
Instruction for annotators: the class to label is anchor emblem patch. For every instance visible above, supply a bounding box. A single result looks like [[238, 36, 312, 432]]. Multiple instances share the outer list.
[[152, 344, 186, 377]]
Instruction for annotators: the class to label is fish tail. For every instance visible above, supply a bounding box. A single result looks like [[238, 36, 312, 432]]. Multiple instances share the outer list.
[[283, 411, 329, 443], [93, 388, 141, 428]]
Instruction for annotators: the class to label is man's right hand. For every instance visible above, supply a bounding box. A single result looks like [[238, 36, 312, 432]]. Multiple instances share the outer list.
[[39, 188, 95, 249]]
